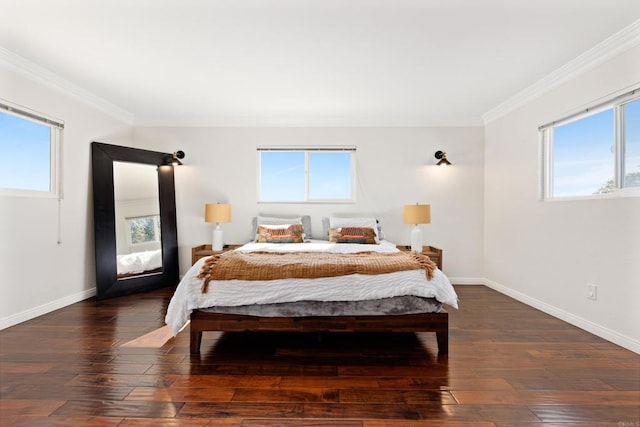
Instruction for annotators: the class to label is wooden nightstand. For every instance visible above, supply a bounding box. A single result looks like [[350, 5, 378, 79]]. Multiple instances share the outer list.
[[397, 245, 443, 271], [191, 244, 242, 265]]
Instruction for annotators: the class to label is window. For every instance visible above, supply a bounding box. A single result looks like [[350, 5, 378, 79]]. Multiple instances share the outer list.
[[623, 98, 640, 188], [258, 147, 355, 202], [126, 215, 161, 246], [0, 102, 63, 197], [540, 90, 639, 199]]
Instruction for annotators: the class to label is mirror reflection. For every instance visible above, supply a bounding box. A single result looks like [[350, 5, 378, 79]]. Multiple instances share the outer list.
[[113, 161, 162, 279]]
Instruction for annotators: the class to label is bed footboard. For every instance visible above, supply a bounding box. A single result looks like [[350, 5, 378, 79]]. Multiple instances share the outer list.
[[189, 310, 449, 355]]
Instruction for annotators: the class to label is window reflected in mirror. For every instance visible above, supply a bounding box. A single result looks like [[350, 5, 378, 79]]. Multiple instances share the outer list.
[[127, 215, 161, 246]]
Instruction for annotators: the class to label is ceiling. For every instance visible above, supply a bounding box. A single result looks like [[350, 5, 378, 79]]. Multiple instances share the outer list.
[[1, 0, 639, 126]]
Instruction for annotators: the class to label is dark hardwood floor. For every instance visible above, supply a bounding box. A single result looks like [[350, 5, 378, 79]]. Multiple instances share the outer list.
[[1, 285, 638, 426]]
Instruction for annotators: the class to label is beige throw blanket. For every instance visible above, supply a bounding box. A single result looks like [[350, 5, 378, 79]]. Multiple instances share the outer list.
[[198, 250, 436, 293]]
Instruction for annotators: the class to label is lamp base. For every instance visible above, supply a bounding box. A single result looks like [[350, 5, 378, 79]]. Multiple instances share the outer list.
[[212, 225, 224, 251], [410, 225, 422, 252]]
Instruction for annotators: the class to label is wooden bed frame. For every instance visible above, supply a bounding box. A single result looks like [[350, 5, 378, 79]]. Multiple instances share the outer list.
[[189, 310, 448, 355]]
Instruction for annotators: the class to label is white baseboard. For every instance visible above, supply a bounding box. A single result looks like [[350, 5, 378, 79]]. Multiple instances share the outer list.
[[0, 288, 96, 330], [483, 278, 640, 354]]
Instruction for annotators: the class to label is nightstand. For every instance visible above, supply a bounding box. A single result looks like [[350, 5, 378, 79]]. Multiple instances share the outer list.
[[191, 244, 242, 265], [397, 245, 443, 271]]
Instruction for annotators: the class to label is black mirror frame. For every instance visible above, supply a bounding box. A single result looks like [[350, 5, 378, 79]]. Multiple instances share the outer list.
[[91, 141, 179, 300]]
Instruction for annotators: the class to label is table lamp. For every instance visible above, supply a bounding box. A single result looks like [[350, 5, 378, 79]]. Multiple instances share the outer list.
[[205, 203, 231, 251], [403, 203, 431, 252]]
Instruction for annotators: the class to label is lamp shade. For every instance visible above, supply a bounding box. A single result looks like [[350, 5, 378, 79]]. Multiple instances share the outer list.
[[403, 204, 431, 225], [205, 203, 232, 223]]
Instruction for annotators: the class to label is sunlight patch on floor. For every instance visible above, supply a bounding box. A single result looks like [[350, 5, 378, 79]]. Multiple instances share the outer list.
[[121, 325, 174, 348]]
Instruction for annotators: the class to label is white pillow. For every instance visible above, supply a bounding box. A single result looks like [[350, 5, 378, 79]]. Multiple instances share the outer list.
[[329, 217, 380, 242], [258, 215, 302, 226]]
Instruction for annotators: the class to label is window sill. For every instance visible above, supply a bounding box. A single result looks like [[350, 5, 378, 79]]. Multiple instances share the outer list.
[[543, 187, 640, 202]]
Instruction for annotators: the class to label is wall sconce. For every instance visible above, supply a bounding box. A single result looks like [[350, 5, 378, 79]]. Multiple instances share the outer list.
[[434, 150, 451, 166], [170, 150, 185, 166]]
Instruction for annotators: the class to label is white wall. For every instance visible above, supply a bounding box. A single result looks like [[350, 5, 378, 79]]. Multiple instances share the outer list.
[[133, 126, 485, 281], [0, 65, 133, 328], [484, 45, 640, 352]]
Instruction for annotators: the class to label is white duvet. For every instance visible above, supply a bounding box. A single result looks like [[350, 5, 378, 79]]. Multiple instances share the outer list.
[[165, 240, 458, 335], [117, 249, 162, 275]]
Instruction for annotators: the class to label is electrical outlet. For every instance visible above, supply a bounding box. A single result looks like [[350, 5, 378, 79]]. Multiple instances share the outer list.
[[587, 283, 597, 300]]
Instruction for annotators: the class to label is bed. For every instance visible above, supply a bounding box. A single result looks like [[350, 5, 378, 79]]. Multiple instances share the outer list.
[[116, 248, 163, 278], [165, 217, 458, 356]]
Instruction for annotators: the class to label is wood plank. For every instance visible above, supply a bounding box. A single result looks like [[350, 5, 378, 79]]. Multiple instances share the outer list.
[[0, 416, 124, 427], [171, 374, 281, 388], [119, 417, 221, 426], [364, 422, 496, 427], [451, 390, 640, 405], [65, 373, 177, 388], [300, 402, 540, 422], [279, 376, 379, 389], [3, 384, 134, 401], [232, 388, 340, 403], [529, 404, 640, 423], [0, 399, 66, 417], [52, 400, 184, 418], [242, 421, 362, 427], [0, 362, 54, 373], [178, 402, 304, 418], [338, 389, 457, 404], [377, 377, 514, 391], [125, 386, 236, 402]]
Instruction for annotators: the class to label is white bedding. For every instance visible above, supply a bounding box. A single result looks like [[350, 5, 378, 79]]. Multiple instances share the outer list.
[[165, 240, 458, 335], [117, 249, 162, 275]]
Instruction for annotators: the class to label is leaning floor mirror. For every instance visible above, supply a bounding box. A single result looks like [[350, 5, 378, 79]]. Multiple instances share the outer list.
[[91, 142, 179, 300]]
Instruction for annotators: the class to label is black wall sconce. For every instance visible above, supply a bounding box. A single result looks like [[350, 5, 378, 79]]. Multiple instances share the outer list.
[[434, 150, 451, 166], [170, 150, 185, 166]]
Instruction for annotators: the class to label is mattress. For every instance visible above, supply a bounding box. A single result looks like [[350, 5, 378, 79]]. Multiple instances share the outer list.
[[198, 295, 445, 317]]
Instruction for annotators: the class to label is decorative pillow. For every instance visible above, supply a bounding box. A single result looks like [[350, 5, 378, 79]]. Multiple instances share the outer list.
[[256, 224, 304, 243], [251, 215, 311, 240], [328, 227, 378, 244], [328, 217, 380, 242]]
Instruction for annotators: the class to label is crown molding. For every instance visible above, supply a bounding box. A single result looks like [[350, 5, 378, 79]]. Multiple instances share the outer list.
[[0, 46, 134, 124], [133, 115, 484, 128], [482, 19, 640, 125]]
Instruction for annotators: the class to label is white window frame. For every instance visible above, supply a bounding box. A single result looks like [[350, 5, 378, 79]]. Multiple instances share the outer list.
[[257, 146, 356, 203], [0, 101, 63, 199], [539, 88, 640, 200]]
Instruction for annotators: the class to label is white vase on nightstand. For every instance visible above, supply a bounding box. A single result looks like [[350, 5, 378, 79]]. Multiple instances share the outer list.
[[410, 224, 422, 252], [212, 224, 224, 251]]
